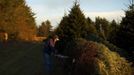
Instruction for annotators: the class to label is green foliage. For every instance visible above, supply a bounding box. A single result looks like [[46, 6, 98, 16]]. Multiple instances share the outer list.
[[95, 17, 110, 40], [56, 2, 97, 40], [55, 3, 98, 55], [113, 4, 134, 51], [86, 17, 97, 35], [63, 38, 88, 58], [56, 16, 68, 39], [108, 20, 119, 43]]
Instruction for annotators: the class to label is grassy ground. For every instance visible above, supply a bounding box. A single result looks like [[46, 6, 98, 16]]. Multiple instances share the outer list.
[[0, 41, 64, 75]]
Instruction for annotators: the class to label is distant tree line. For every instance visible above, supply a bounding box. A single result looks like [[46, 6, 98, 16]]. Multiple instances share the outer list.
[[55, 2, 118, 52], [55, 2, 121, 42], [37, 20, 52, 37]]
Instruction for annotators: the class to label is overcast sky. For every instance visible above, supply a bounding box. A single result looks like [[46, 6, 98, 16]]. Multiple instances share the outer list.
[[26, 0, 130, 27]]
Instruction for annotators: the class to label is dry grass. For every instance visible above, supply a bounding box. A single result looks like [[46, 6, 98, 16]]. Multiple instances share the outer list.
[[65, 38, 133, 75], [96, 44, 133, 75]]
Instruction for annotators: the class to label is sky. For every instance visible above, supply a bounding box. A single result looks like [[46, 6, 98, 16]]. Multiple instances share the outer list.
[[26, 0, 130, 27]]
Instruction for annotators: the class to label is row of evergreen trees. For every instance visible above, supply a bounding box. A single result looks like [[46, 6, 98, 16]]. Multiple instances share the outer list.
[[0, 0, 133, 53], [55, 2, 120, 41], [55, 2, 115, 42], [55, 1, 134, 60], [37, 20, 52, 37], [55, 1, 134, 74], [112, 4, 134, 52]]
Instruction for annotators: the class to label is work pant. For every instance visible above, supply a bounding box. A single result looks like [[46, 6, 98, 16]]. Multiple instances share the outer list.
[[44, 53, 53, 75]]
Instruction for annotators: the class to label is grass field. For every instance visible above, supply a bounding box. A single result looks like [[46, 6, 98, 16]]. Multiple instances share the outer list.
[[0, 41, 64, 75]]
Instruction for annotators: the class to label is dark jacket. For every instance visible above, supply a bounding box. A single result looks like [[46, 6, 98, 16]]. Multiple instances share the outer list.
[[43, 39, 56, 55]]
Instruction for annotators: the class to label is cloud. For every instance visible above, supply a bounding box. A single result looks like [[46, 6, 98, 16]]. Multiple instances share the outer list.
[[29, 4, 64, 26], [26, 0, 127, 27], [85, 10, 125, 22]]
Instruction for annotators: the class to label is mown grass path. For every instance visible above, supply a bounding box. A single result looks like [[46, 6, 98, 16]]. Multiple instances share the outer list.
[[0, 41, 64, 75], [0, 42, 43, 75]]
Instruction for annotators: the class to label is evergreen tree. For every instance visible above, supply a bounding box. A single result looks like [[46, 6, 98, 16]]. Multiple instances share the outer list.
[[95, 17, 110, 40], [56, 2, 98, 53], [38, 20, 52, 37], [0, 0, 37, 40], [108, 20, 119, 43], [56, 15, 69, 39], [38, 22, 46, 37], [86, 17, 97, 35], [114, 4, 134, 51], [56, 2, 96, 40]]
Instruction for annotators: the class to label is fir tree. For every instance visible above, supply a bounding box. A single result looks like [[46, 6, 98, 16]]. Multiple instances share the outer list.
[[86, 17, 97, 35], [56, 2, 96, 40], [0, 0, 37, 40], [56, 1, 97, 53], [95, 17, 110, 40], [38, 20, 52, 37], [114, 3, 134, 51], [56, 15, 69, 39], [108, 20, 119, 43]]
